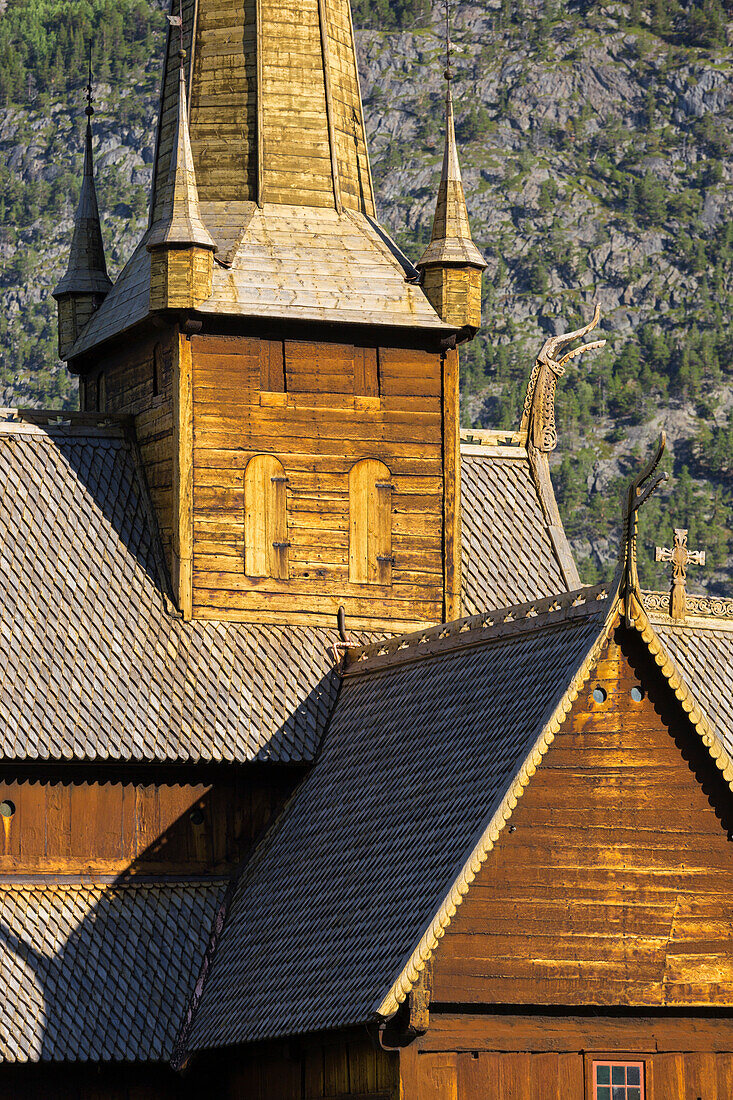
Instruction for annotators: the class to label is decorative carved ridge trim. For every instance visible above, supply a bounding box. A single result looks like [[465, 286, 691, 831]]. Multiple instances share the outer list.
[[642, 590, 733, 621], [344, 584, 612, 677]]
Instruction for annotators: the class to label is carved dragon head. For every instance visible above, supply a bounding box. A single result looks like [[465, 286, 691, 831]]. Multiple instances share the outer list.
[[522, 304, 606, 452]]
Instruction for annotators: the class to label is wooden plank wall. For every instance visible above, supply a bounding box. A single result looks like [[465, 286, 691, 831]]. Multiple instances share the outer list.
[[191, 333, 444, 630], [401, 1040, 733, 1099], [431, 627, 733, 1008], [94, 329, 176, 571], [0, 767, 297, 875], [212, 1032, 399, 1098]]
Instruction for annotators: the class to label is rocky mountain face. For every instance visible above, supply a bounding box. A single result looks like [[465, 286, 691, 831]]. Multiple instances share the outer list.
[[0, 0, 731, 593]]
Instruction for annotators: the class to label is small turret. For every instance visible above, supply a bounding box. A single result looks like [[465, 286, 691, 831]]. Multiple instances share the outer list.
[[146, 54, 216, 311], [417, 75, 486, 337], [53, 96, 112, 360]]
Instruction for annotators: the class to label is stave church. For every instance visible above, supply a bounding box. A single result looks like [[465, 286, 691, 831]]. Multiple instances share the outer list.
[[1, 0, 733, 1097]]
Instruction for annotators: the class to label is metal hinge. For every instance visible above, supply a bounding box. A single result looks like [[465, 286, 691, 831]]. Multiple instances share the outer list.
[[270, 476, 289, 485], [376, 554, 396, 564], [272, 541, 292, 549], [375, 481, 393, 490]]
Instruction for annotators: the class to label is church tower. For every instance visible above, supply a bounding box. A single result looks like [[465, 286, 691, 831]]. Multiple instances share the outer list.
[[54, 0, 484, 632]]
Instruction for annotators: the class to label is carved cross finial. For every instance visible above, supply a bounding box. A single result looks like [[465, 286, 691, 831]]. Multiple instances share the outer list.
[[655, 528, 705, 620]]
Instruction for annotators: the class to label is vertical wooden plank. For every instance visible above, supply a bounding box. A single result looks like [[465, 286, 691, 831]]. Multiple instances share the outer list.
[[270, 465, 290, 580], [22, 779, 46, 859], [531, 1053, 559, 1100], [260, 340, 285, 392], [716, 1053, 733, 1098], [323, 1043, 349, 1096], [245, 455, 267, 578], [47, 779, 72, 860], [303, 1044, 323, 1099], [121, 781, 136, 861], [442, 347, 461, 622], [653, 1053, 684, 1096], [400, 1045, 421, 1100], [374, 474, 393, 586], [349, 459, 370, 583], [686, 1051, 717, 1099], [349, 1038, 378, 1094], [457, 1052, 497, 1097], [135, 785, 161, 858], [558, 1053, 584, 1099], [501, 1053, 532, 1100], [354, 347, 378, 397], [375, 1044, 399, 1095], [420, 1053, 457, 1100], [174, 333, 194, 619]]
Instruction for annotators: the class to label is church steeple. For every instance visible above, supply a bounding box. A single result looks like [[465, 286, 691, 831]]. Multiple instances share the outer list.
[[147, 53, 217, 311], [53, 76, 112, 360], [417, 67, 486, 335], [149, 0, 375, 218]]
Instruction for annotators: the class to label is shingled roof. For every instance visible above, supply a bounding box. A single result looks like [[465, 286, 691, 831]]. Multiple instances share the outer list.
[[0, 880, 226, 1062], [0, 416, 343, 764], [460, 430, 580, 614], [183, 582, 733, 1051], [69, 207, 447, 359], [184, 587, 613, 1049]]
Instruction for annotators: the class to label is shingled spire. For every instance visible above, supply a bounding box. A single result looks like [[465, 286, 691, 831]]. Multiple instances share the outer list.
[[53, 80, 112, 360], [147, 51, 216, 311], [149, 0, 376, 219], [417, 56, 486, 335]]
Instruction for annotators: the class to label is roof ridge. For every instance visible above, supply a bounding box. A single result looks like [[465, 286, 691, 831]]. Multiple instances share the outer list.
[[344, 584, 611, 677], [642, 588, 733, 626]]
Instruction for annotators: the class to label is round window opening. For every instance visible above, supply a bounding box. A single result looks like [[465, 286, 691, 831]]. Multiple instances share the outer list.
[[0, 800, 16, 818], [592, 687, 607, 705], [631, 686, 645, 702], [190, 808, 205, 826]]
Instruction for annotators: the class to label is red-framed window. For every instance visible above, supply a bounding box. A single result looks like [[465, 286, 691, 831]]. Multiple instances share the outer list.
[[592, 1061, 645, 1100]]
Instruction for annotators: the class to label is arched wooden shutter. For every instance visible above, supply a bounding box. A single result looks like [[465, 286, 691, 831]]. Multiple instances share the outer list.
[[349, 459, 393, 584], [244, 455, 289, 579]]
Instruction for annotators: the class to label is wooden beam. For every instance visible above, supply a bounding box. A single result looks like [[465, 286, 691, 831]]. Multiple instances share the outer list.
[[442, 348, 461, 621], [173, 331, 194, 618], [317, 0, 342, 214]]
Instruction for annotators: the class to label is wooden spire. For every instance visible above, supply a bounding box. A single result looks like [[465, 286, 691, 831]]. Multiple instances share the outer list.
[[53, 71, 112, 359], [418, 84, 485, 272], [147, 59, 216, 253], [417, 43, 485, 336], [147, 54, 217, 311], [54, 113, 113, 298], [149, 0, 375, 219]]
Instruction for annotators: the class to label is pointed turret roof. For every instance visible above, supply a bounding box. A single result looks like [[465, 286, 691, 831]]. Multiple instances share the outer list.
[[418, 82, 486, 270], [147, 60, 216, 252], [53, 109, 113, 298]]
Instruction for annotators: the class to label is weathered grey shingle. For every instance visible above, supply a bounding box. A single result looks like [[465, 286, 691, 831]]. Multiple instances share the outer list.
[[652, 618, 733, 761], [0, 424, 342, 763], [185, 601, 607, 1049], [460, 447, 576, 615], [0, 880, 226, 1062]]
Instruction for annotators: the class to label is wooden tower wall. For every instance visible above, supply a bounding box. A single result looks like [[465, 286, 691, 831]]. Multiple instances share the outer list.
[[398, 625, 733, 1098], [83, 328, 458, 632], [189, 332, 447, 630]]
